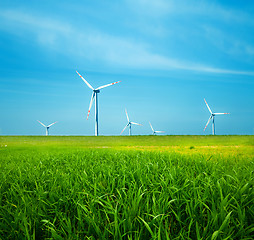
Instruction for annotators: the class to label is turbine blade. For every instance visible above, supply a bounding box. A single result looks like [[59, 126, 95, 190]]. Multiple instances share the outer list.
[[76, 71, 94, 90], [214, 113, 230, 115], [87, 92, 95, 120], [155, 131, 165, 133], [149, 122, 154, 132], [204, 98, 212, 114], [120, 124, 129, 135], [131, 122, 142, 126], [204, 115, 212, 131], [125, 109, 130, 122], [47, 121, 58, 127], [37, 120, 46, 127], [96, 81, 121, 90]]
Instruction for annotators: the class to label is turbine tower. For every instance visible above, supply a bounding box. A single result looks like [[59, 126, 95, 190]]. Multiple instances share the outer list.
[[204, 98, 229, 135], [120, 109, 142, 136], [77, 71, 120, 136], [149, 122, 165, 135], [37, 120, 57, 136]]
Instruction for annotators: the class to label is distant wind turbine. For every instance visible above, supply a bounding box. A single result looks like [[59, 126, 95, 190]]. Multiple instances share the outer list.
[[204, 98, 229, 135], [76, 71, 120, 136], [120, 109, 142, 136], [149, 122, 165, 135], [37, 120, 57, 136]]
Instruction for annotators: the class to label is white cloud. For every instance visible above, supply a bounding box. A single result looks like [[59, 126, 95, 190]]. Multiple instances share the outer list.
[[0, 9, 71, 33], [0, 9, 71, 48], [0, 8, 254, 76], [203, 25, 254, 59], [126, 0, 254, 25]]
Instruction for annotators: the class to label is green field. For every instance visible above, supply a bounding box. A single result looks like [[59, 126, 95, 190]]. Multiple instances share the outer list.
[[0, 136, 253, 239]]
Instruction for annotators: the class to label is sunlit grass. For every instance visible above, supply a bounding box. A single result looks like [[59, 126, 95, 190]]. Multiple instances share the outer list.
[[1, 135, 253, 155], [0, 136, 253, 239]]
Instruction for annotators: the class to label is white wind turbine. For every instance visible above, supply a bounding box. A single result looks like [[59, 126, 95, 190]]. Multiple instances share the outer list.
[[76, 71, 120, 136], [204, 98, 229, 135], [37, 120, 57, 136], [149, 122, 165, 135], [120, 109, 142, 136]]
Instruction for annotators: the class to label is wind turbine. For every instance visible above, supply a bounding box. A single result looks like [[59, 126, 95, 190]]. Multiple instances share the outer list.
[[120, 109, 142, 136], [204, 98, 229, 135], [149, 122, 165, 135], [37, 120, 57, 136], [76, 71, 120, 136]]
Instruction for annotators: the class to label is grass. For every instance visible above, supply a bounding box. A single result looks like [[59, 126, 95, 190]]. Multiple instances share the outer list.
[[0, 136, 253, 239], [1, 135, 253, 155]]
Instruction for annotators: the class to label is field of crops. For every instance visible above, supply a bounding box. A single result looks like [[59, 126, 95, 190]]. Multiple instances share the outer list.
[[0, 136, 253, 239]]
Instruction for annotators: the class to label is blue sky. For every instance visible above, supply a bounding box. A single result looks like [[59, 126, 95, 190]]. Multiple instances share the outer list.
[[0, 0, 253, 135]]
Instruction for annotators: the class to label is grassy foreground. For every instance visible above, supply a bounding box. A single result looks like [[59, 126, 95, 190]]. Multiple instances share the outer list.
[[0, 136, 253, 239]]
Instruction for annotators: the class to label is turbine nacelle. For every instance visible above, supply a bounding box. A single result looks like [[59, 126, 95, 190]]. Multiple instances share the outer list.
[[120, 109, 142, 136], [77, 71, 120, 136], [203, 98, 229, 135], [149, 122, 165, 135], [37, 120, 57, 136]]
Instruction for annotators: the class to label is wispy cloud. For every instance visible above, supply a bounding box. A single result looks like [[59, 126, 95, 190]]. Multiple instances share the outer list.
[[126, 0, 254, 25], [203, 25, 254, 60], [0, 9, 71, 47], [0, 8, 254, 76]]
